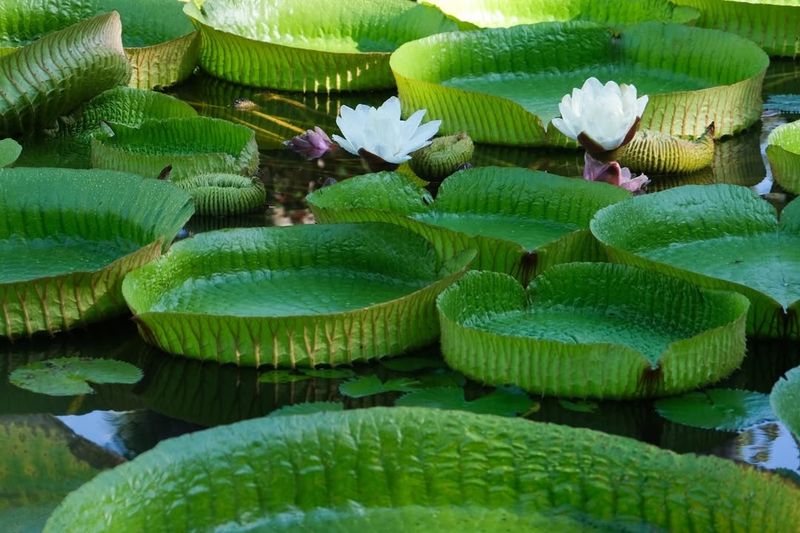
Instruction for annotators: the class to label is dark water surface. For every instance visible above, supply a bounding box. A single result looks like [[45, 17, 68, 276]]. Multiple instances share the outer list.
[[2, 60, 800, 529]]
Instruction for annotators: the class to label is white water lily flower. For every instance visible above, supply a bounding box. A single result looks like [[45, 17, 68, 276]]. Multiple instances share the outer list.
[[332, 96, 441, 165], [551, 77, 649, 153]]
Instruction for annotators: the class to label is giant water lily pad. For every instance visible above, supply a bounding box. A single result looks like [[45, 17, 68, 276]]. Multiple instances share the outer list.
[[91, 117, 259, 181], [672, 0, 800, 57], [421, 0, 699, 27], [122, 223, 474, 367], [437, 264, 749, 399], [0, 0, 200, 88], [771, 365, 800, 437], [591, 184, 800, 338], [0, 168, 194, 338], [308, 167, 629, 284], [391, 21, 767, 145], [766, 119, 800, 194], [0, 13, 130, 138], [45, 408, 800, 531], [184, 0, 460, 92]]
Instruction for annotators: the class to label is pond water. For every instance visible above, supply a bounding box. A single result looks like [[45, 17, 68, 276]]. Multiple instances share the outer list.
[[3, 60, 800, 530]]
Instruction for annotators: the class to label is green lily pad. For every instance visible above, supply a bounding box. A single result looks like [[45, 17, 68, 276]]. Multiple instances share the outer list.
[[122, 223, 474, 367], [267, 402, 344, 418], [308, 167, 629, 283], [672, 0, 800, 57], [655, 389, 775, 431], [0, 168, 193, 338], [767, 119, 800, 195], [44, 408, 800, 531], [183, 0, 460, 91], [591, 184, 800, 338], [173, 173, 267, 216], [770, 365, 800, 437], [437, 264, 749, 399], [0, 0, 200, 88], [0, 139, 20, 167], [0, 13, 130, 138], [19, 87, 198, 169], [338, 375, 419, 399], [391, 21, 767, 145], [421, 0, 699, 27], [91, 117, 260, 181], [9, 358, 142, 396], [396, 386, 535, 417]]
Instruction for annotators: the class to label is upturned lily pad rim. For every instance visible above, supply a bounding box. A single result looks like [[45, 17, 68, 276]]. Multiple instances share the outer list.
[[437, 264, 749, 398], [390, 20, 768, 144], [124, 224, 474, 323], [590, 184, 800, 314]]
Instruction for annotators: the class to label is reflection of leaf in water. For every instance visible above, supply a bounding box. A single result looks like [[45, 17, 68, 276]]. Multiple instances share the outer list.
[[268, 401, 344, 418], [338, 375, 418, 399], [258, 370, 312, 384], [0, 414, 123, 533], [9, 358, 142, 397], [558, 399, 599, 413], [396, 386, 535, 417], [300, 368, 356, 379], [380, 356, 447, 372], [655, 389, 775, 431], [765, 94, 800, 114]]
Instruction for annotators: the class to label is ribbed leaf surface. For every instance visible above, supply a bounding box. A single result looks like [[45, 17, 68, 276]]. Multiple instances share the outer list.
[[0, 0, 199, 88], [174, 173, 266, 216], [437, 265, 748, 399], [45, 408, 800, 532], [672, 0, 800, 57], [0, 13, 130, 137], [421, 0, 699, 27], [0, 168, 194, 337], [309, 167, 629, 284], [591, 184, 800, 338], [91, 117, 259, 181], [391, 21, 767, 145], [122, 223, 474, 367], [184, 0, 460, 91]]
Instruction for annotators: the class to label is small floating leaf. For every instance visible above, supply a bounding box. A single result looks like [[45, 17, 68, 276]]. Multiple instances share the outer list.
[[268, 402, 344, 418], [258, 371, 311, 384], [414, 370, 466, 389], [655, 389, 776, 431], [380, 356, 447, 372], [0, 139, 21, 167], [770, 365, 800, 437], [338, 375, 418, 399], [300, 368, 356, 379], [396, 386, 535, 417], [9, 358, 143, 397], [559, 399, 599, 414]]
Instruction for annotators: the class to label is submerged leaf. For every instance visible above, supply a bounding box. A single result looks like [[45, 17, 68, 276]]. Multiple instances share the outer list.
[[338, 375, 419, 399], [9, 358, 143, 397], [655, 389, 775, 431], [267, 402, 344, 418], [558, 399, 599, 414], [380, 356, 447, 372], [300, 368, 356, 379], [396, 386, 535, 417]]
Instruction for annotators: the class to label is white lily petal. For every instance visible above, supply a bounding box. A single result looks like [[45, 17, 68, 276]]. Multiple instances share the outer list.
[[331, 134, 358, 156], [406, 119, 441, 148], [551, 117, 576, 141]]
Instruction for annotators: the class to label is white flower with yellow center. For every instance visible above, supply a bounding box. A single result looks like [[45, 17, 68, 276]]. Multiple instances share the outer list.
[[551, 77, 649, 154], [332, 96, 441, 166]]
